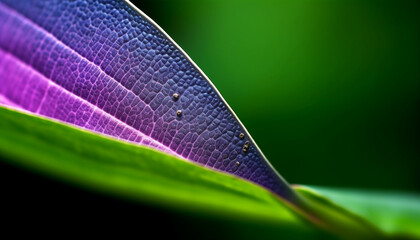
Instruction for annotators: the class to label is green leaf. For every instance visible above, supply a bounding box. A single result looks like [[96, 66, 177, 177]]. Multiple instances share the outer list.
[[298, 185, 420, 239], [0, 106, 333, 239], [0, 106, 419, 239]]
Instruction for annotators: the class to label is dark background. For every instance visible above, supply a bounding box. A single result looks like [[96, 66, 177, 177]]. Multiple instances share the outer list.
[[135, 0, 420, 192]]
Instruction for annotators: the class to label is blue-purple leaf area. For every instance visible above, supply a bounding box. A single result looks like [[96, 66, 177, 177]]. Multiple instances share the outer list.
[[0, 0, 295, 200]]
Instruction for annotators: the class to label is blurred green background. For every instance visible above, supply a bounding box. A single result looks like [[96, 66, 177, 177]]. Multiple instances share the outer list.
[[136, 0, 420, 192]]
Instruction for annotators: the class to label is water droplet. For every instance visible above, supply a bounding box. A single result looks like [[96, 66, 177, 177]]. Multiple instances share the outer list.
[[173, 93, 179, 101], [242, 141, 250, 152], [176, 110, 182, 116], [236, 161, 241, 166], [239, 133, 244, 139]]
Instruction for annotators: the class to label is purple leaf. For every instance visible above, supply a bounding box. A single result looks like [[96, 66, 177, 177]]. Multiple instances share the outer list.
[[0, 0, 296, 200]]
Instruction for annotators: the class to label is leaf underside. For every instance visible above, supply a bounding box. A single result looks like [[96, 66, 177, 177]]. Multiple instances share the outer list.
[[0, 0, 293, 199]]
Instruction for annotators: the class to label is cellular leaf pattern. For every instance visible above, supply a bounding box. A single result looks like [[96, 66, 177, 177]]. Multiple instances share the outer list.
[[0, 0, 294, 199]]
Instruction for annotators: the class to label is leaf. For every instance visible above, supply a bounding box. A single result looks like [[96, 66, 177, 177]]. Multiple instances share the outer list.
[[3, 106, 420, 239], [2, 106, 419, 239], [2, 2, 419, 238], [0, 0, 293, 199], [0, 106, 335, 239], [297, 185, 420, 239]]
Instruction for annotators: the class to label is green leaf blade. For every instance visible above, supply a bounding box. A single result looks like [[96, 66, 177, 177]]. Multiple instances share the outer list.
[[1, 105, 419, 239], [302, 186, 420, 239], [0, 106, 329, 238]]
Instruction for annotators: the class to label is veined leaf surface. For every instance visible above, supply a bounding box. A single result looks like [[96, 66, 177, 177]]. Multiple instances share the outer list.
[[0, 0, 294, 199]]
